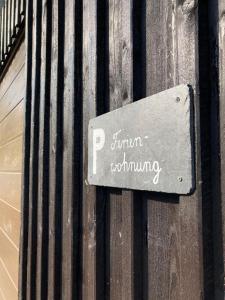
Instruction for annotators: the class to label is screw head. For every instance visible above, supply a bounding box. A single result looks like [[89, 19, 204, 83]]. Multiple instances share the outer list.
[[176, 97, 181, 103], [178, 177, 183, 182]]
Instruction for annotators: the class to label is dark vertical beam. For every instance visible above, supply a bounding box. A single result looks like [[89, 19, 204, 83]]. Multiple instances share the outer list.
[[36, 0, 51, 299], [4, 2, 7, 56], [48, 0, 63, 298], [0, 9, 2, 64], [144, 1, 204, 299], [19, 0, 32, 299], [26, 0, 42, 298], [211, 0, 225, 298]]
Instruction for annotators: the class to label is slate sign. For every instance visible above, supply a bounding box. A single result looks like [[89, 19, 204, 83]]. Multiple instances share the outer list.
[[88, 85, 195, 194]]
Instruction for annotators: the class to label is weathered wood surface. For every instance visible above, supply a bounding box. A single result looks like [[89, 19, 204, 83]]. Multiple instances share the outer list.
[[210, 0, 225, 298], [19, 0, 223, 299], [145, 2, 204, 299]]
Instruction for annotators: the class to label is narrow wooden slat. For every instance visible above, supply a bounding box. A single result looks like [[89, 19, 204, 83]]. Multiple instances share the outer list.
[[107, 1, 135, 299], [4, 4, 7, 57], [48, 0, 62, 298], [35, 0, 50, 299], [11, 0, 15, 38], [82, 1, 98, 299], [19, 0, 32, 298], [15, 0, 20, 27], [26, 0, 41, 298], [7, 0, 11, 48], [6, 0, 9, 50], [62, 0, 76, 299], [214, 0, 225, 297], [0, 9, 2, 61], [1, 7, 4, 63], [12, 0, 16, 38]]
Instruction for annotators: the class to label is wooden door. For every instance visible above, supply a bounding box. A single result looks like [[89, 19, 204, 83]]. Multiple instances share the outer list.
[[0, 40, 25, 300]]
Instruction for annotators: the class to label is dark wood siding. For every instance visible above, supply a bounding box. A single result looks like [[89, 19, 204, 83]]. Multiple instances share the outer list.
[[0, 40, 25, 300], [20, 0, 223, 299]]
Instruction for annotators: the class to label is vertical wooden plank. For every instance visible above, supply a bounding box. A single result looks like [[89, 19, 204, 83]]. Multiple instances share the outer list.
[[36, 0, 51, 299], [0, 9, 2, 64], [145, 1, 204, 299], [48, 0, 63, 298], [61, 0, 82, 299], [7, 0, 11, 47], [214, 0, 225, 298], [48, 0, 58, 298], [82, 1, 98, 299], [6, 0, 10, 48], [4, 2, 7, 56], [12, 0, 16, 37], [26, 0, 42, 299], [2, 5, 5, 62], [108, 0, 134, 299], [0, 7, 4, 63], [19, 0, 32, 299], [11, 0, 15, 37], [15, 0, 20, 27]]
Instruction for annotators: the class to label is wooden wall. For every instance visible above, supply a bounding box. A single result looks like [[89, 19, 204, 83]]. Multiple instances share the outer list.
[[20, 0, 222, 299], [0, 40, 25, 300]]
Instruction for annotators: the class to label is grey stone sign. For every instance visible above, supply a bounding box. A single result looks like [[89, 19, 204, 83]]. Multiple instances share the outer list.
[[88, 85, 195, 194]]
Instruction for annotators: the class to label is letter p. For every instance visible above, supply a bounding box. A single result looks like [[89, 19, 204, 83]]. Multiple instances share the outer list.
[[93, 128, 105, 174]]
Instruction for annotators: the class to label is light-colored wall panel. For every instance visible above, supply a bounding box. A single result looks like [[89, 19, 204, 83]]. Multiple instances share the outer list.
[[0, 173, 21, 210], [0, 136, 23, 171], [0, 258, 17, 300], [0, 229, 19, 286], [0, 200, 20, 247], [0, 101, 24, 146], [0, 39, 24, 300]]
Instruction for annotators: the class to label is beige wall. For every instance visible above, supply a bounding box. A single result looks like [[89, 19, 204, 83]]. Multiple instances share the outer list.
[[0, 41, 25, 300]]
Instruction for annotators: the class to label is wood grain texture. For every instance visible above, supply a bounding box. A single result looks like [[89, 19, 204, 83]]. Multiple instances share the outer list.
[[35, 0, 50, 299], [48, 0, 62, 298], [20, 0, 219, 299], [213, 0, 225, 298], [26, 0, 41, 298], [61, 0, 77, 299], [108, 0, 134, 299], [145, 1, 203, 299], [82, 0, 98, 299]]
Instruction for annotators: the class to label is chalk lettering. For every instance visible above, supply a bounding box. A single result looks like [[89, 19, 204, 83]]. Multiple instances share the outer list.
[[110, 152, 162, 185]]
